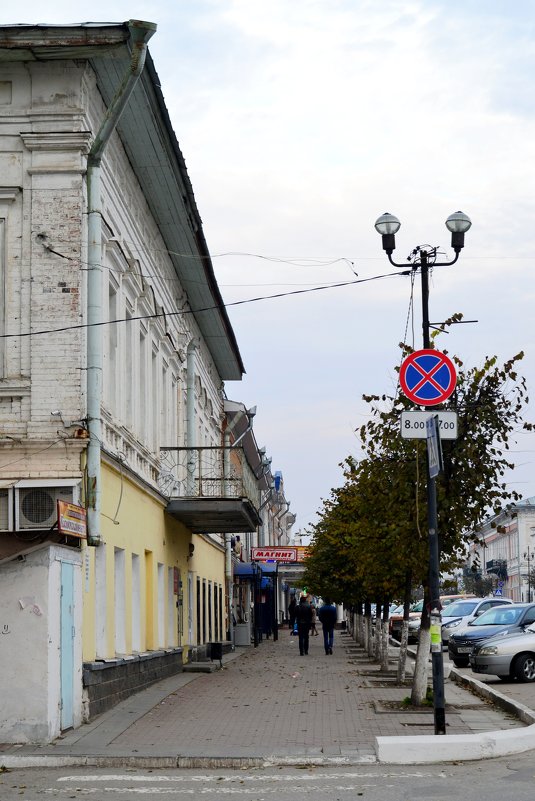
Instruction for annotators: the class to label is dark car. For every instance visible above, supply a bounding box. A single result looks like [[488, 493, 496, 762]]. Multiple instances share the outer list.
[[448, 603, 535, 667]]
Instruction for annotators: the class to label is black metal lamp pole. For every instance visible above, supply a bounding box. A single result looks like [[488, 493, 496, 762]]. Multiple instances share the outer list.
[[375, 210, 472, 736]]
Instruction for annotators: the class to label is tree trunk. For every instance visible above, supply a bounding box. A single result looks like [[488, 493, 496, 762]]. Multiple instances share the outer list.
[[411, 602, 430, 705], [397, 571, 412, 683], [367, 614, 374, 656], [397, 619, 409, 683], [374, 611, 381, 660], [381, 600, 390, 671]]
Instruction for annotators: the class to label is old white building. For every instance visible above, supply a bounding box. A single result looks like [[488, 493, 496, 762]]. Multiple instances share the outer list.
[[0, 21, 293, 743], [467, 497, 535, 602]]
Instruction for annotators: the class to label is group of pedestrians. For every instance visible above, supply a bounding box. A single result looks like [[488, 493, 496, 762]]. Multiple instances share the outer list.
[[288, 595, 337, 656]]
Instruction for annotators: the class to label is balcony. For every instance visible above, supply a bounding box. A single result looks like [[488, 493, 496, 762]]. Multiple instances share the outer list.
[[162, 446, 262, 534]]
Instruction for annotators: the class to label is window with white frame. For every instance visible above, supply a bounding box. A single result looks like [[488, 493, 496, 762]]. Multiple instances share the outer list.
[[151, 343, 159, 451], [105, 281, 119, 414], [139, 326, 148, 444]]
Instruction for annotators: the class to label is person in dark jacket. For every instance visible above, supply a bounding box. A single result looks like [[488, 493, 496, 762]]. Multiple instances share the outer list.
[[288, 596, 297, 632], [318, 598, 337, 654], [295, 595, 313, 655]]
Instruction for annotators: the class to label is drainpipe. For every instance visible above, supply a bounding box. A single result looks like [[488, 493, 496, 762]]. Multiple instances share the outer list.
[[86, 20, 157, 545]]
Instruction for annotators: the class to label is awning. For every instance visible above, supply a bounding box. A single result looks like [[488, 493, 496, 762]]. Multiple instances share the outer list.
[[233, 561, 278, 578]]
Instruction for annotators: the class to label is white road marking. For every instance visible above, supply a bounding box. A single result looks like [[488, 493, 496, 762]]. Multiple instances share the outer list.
[[57, 771, 444, 783]]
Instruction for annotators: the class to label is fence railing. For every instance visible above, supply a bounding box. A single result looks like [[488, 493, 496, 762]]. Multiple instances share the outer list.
[[159, 446, 260, 510]]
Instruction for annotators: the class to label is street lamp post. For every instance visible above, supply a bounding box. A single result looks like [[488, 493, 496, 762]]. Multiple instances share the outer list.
[[524, 547, 532, 603], [375, 210, 472, 736]]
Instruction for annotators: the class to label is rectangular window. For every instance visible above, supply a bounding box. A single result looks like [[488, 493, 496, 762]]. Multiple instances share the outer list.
[[167, 566, 175, 646], [219, 585, 223, 640], [157, 562, 165, 648], [196, 577, 201, 645], [107, 285, 118, 413], [151, 345, 159, 450], [131, 553, 141, 652], [161, 360, 169, 442], [214, 584, 219, 642], [125, 309, 134, 428], [208, 582, 213, 642], [114, 548, 126, 655], [202, 579, 207, 644], [139, 328, 148, 443]]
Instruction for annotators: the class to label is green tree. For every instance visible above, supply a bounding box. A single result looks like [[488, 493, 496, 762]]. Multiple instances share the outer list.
[[305, 337, 530, 701]]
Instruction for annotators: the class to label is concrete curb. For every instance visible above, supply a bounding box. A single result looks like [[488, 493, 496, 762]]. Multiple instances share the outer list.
[[3, 640, 535, 768], [376, 724, 535, 764], [375, 648, 535, 764], [0, 753, 378, 769]]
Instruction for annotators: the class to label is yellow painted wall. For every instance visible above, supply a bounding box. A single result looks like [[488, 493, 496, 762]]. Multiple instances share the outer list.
[[82, 461, 227, 663]]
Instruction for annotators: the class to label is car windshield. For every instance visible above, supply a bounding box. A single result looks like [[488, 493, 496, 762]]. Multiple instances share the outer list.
[[443, 600, 479, 617], [411, 600, 424, 612], [471, 607, 523, 626]]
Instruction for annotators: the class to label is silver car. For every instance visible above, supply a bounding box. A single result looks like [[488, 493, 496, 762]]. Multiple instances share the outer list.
[[441, 597, 513, 645], [469, 624, 535, 682]]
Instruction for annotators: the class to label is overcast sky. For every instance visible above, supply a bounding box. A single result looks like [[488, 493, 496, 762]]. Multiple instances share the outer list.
[[6, 1, 535, 535]]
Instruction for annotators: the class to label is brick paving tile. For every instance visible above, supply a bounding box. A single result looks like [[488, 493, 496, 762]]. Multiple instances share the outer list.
[[105, 629, 524, 757]]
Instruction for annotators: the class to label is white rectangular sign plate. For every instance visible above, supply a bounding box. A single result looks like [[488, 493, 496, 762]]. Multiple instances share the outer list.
[[400, 410, 458, 440]]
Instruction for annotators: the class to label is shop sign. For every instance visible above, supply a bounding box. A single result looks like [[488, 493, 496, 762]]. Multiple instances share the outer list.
[[57, 501, 87, 539], [251, 547, 297, 562]]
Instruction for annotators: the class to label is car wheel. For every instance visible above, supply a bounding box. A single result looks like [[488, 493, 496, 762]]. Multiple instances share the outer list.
[[513, 654, 535, 682], [452, 657, 469, 668]]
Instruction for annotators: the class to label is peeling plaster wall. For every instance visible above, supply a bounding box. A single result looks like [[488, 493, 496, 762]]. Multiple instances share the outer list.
[[0, 544, 82, 743]]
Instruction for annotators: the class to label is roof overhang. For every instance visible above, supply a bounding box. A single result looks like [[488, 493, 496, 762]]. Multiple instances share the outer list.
[[0, 22, 244, 381]]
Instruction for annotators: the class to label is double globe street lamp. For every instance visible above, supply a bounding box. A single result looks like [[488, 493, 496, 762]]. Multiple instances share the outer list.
[[375, 211, 472, 349], [375, 210, 472, 736]]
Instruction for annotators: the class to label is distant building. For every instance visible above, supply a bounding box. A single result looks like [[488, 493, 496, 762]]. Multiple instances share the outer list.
[[467, 497, 535, 602]]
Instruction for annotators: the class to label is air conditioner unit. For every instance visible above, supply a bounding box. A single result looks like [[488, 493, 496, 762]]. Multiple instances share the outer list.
[[16, 486, 74, 530]]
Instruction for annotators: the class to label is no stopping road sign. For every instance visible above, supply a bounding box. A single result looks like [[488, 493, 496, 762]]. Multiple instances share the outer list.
[[399, 349, 456, 406]]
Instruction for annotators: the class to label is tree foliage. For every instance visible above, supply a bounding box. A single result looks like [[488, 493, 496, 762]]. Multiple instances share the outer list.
[[305, 329, 531, 604]]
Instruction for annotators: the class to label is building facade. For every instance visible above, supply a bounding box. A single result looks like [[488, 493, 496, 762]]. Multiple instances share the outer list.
[[467, 498, 535, 602], [0, 21, 291, 743]]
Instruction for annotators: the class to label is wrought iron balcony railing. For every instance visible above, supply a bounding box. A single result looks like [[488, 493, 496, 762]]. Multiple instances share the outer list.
[[161, 446, 262, 534]]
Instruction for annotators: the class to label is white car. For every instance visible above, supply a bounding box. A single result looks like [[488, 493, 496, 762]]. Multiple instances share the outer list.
[[441, 597, 513, 645]]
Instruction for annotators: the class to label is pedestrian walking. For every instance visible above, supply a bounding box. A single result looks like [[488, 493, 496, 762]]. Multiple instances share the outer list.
[[288, 595, 297, 632], [295, 595, 313, 655], [318, 597, 337, 654], [310, 604, 319, 636]]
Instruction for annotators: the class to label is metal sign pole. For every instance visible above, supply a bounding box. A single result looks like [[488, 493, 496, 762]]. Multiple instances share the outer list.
[[421, 253, 446, 736]]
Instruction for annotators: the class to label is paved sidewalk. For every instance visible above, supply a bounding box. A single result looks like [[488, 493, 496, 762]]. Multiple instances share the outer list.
[[0, 630, 530, 767]]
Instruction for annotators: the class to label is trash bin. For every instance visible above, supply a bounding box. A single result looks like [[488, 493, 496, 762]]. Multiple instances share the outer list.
[[210, 642, 223, 666]]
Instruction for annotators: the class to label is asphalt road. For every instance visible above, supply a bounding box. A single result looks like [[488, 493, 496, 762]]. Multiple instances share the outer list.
[[2, 759, 535, 800]]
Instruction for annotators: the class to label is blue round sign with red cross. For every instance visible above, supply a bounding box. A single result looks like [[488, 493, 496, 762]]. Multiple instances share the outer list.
[[399, 349, 457, 406]]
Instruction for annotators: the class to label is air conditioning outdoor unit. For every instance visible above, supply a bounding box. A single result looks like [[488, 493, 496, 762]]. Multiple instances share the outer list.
[[16, 486, 74, 530]]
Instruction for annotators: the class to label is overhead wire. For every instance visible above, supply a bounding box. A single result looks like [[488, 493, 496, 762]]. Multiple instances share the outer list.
[[0, 269, 403, 340]]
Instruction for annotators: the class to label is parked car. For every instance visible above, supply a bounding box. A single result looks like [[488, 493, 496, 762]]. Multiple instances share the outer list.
[[469, 623, 535, 682], [441, 597, 513, 645], [390, 594, 475, 642], [448, 603, 535, 667], [389, 600, 423, 641]]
